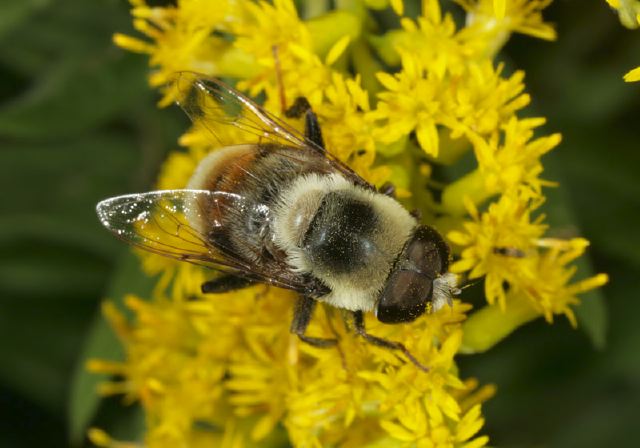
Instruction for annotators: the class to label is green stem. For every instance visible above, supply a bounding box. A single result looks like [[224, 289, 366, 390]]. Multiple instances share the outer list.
[[460, 296, 540, 354], [216, 47, 259, 79], [434, 130, 471, 165], [301, 0, 330, 19], [441, 169, 492, 216], [306, 10, 363, 58], [351, 39, 383, 96]]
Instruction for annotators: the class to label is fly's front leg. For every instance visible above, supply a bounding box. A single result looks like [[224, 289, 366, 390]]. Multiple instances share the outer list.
[[291, 295, 337, 347], [353, 311, 429, 372], [285, 97, 325, 150], [378, 181, 396, 198]]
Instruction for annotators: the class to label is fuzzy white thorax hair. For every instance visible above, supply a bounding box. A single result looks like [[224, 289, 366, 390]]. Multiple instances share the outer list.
[[272, 172, 416, 312]]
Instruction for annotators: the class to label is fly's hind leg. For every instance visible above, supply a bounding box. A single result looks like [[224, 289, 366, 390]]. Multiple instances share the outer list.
[[352, 311, 429, 372], [291, 295, 337, 347], [285, 97, 325, 150], [201, 275, 256, 294]]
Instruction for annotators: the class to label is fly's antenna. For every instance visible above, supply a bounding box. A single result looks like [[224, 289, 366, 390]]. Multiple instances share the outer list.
[[272, 45, 287, 113], [456, 278, 481, 294]]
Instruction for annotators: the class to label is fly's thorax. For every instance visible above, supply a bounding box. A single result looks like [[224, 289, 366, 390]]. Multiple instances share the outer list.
[[273, 173, 417, 312]]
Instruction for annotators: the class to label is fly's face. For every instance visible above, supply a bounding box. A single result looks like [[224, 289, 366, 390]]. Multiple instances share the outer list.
[[376, 226, 457, 324]]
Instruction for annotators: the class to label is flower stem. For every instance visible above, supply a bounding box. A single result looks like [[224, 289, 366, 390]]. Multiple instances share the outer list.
[[441, 169, 492, 215], [460, 296, 540, 354]]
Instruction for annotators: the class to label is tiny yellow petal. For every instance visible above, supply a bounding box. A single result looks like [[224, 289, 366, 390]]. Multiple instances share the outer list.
[[380, 420, 416, 442], [325, 35, 351, 66], [623, 66, 640, 82], [88, 428, 111, 447], [416, 121, 439, 157], [463, 435, 490, 448], [391, 0, 404, 16], [493, 0, 506, 19], [112, 33, 154, 54], [376, 72, 400, 91]]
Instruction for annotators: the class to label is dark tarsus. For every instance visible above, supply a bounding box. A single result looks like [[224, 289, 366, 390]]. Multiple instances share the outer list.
[[201, 275, 256, 294], [353, 311, 429, 372], [285, 97, 326, 150]]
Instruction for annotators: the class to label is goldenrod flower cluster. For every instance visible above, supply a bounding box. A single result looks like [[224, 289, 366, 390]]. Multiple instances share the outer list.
[[90, 1, 608, 447]]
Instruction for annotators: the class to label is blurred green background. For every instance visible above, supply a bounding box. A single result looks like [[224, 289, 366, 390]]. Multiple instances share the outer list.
[[0, 0, 638, 446]]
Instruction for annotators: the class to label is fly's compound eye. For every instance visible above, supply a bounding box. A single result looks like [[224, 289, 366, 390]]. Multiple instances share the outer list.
[[375, 225, 449, 324], [376, 270, 432, 323]]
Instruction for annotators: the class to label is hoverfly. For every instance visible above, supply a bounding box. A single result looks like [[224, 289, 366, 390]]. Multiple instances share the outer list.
[[97, 73, 458, 371]]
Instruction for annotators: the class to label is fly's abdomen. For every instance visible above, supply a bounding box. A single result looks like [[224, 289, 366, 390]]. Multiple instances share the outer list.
[[186, 144, 333, 265]]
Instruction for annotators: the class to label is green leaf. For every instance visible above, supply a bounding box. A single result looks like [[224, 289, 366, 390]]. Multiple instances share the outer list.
[[0, 0, 131, 75], [550, 130, 640, 268], [0, 297, 92, 414], [542, 152, 609, 349], [0, 1, 149, 139], [0, 233, 110, 299], [0, 55, 149, 140], [0, 134, 140, 218], [573, 277, 608, 350], [0, 131, 141, 410], [68, 251, 157, 445], [0, 0, 51, 42], [110, 404, 146, 443]]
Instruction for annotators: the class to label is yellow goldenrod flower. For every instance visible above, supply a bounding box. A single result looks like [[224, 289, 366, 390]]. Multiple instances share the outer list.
[[441, 117, 560, 214], [519, 238, 609, 325], [114, 0, 255, 105], [448, 192, 547, 308], [448, 194, 608, 333], [370, 54, 531, 159], [92, 1, 610, 446], [457, 0, 557, 46], [369, 1, 532, 160], [606, 0, 640, 28], [371, 52, 448, 157], [372, 1, 480, 71]]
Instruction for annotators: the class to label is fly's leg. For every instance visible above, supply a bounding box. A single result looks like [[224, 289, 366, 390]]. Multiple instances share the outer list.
[[291, 295, 338, 347], [378, 181, 396, 198], [352, 311, 429, 372], [201, 275, 256, 294], [285, 97, 325, 150]]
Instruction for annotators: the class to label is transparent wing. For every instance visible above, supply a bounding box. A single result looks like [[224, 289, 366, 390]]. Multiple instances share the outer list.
[[173, 72, 374, 191], [96, 189, 320, 292]]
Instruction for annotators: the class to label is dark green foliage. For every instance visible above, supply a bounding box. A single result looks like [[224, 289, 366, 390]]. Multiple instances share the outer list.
[[0, 0, 638, 447], [0, 0, 180, 445], [458, 2, 640, 447]]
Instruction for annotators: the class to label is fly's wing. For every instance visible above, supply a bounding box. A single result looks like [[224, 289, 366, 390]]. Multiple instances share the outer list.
[[173, 72, 375, 191], [96, 189, 324, 294]]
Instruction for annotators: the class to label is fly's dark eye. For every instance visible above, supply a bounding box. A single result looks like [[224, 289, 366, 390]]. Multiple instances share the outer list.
[[376, 270, 432, 323], [375, 225, 449, 324], [408, 226, 450, 275]]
